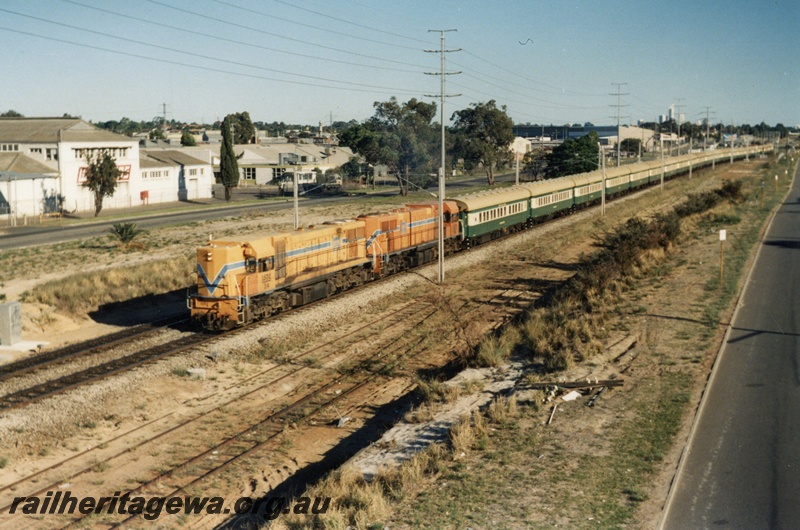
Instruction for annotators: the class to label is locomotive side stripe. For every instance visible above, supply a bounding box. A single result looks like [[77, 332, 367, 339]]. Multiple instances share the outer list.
[[365, 218, 437, 250], [284, 241, 333, 258]]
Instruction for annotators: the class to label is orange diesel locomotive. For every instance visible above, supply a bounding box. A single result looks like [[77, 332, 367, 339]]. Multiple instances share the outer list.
[[188, 202, 460, 330]]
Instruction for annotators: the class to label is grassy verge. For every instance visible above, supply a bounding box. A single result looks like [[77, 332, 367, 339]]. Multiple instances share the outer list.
[[20, 256, 194, 315]]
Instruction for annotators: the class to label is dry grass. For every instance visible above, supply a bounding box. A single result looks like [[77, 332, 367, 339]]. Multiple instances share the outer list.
[[278, 444, 448, 530], [21, 255, 194, 316]]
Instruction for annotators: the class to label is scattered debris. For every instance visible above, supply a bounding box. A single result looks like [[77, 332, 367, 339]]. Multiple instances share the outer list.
[[547, 404, 558, 425], [561, 390, 582, 402], [187, 368, 206, 379], [522, 378, 623, 391], [337, 416, 351, 428], [586, 387, 606, 407]]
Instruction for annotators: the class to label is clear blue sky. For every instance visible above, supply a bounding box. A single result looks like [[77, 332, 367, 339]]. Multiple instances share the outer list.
[[1, 0, 797, 128]]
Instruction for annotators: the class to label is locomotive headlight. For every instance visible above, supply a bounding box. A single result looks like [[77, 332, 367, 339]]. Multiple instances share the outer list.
[[206, 252, 213, 262]]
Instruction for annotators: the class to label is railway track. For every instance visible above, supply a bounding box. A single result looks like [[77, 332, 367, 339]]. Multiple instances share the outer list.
[[0, 332, 208, 411], [0, 281, 546, 529], [0, 314, 188, 384], [102, 304, 442, 528], [0, 300, 435, 520]]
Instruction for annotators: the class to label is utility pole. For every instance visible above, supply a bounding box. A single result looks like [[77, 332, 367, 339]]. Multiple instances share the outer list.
[[293, 170, 299, 229], [598, 142, 606, 216], [702, 106, 715, 151], [674, 98, 684, 156], [425, 30, 460, 285], [610, 83, 629, 167], [161, 102, 168, 132], [660, 136, 665, 189]]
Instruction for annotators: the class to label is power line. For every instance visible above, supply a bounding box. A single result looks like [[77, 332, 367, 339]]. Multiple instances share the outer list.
[[62, 0, 421, 74], [266, 0, 434, 46], [459, 49, 606, 98], [0, 8, 425, 94], [211, 0, 429, 51], [0, 25, 424, 97], [144, 0, 425, 70]]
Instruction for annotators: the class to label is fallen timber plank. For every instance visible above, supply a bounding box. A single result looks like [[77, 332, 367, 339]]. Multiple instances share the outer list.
[[519, 379, 624, 390]]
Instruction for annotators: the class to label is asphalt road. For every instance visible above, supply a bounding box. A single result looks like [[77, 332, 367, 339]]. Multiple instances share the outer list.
[[0, 195, 354, 250], [661, 166, 800, 529], [0, 173, 521, 251]]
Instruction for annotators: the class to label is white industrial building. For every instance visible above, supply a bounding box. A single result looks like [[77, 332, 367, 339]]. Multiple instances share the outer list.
[[0, 117, 214, 220]]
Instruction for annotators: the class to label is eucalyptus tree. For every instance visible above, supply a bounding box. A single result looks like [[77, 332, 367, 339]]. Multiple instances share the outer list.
[[450, 100, 514, 185]]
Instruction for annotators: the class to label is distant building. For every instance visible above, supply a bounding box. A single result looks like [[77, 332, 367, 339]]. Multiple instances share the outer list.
[[190, 143, 356, 186], [139, 150, 214, 202], [0, 117, 212, 220], [0, 117, 140, 215], [0, 152, 59, 220], [513, 124, 655, 151]]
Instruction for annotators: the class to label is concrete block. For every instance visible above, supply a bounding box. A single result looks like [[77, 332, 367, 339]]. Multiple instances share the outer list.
[[187, 368, 206, 380], [0, 302, 22, 346]]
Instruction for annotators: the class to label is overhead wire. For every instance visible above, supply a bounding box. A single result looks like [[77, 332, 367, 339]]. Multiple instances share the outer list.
[[12, 0, 630, 125], [62, 0, 422, 74], [212, 0, 432, 51], [144, 0, 425, 70], [264, 0, 434, 46], [0, 7, 426, 94], [0, 25, 422, 97]]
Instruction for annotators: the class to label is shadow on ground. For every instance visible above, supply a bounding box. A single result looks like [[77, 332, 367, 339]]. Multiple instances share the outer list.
[[88, 288, 189, 327]]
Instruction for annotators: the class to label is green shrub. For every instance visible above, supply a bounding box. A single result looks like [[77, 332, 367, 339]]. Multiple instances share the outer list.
[[108, 222, 146, 249]]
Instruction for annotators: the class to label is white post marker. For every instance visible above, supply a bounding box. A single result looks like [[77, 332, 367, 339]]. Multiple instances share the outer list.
[[719, 229, 726, 284]]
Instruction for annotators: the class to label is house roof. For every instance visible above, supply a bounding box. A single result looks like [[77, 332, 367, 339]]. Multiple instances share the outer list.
[[139, 156, 169, 169], [0, 118, 133, 143], [0, 152, 58, 176], [142, 149, 207, 166]]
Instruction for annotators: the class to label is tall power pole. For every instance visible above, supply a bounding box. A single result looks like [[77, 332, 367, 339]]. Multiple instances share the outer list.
[[161, 102, 169, 132], [674, 98, 685, 155], [425, 30, 460, 284], [610, 83, 629, 167], [701, 106, 716, 151]]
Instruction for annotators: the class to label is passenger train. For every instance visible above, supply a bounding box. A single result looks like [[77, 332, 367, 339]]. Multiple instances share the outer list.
[[188, 145, 771, 330]]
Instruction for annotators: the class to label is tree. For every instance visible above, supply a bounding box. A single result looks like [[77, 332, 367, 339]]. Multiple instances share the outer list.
[[180, 130, 197, 146], [149, 128, 165, 141], [229, 111, 257, 144], [219, 115, 240, 201], [338, 157, 363, 181], [522, 147, 549, 180], [0, 110, 23, 118], [83, 153, 120, 217], [340, 97, 438, 196], [450, 100, 515, 185], [545, 131, 600, 179], [620, 138, 643, 155]]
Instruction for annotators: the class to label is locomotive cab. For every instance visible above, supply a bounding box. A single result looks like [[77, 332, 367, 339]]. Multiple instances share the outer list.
[[188, 238, 276, 330]]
